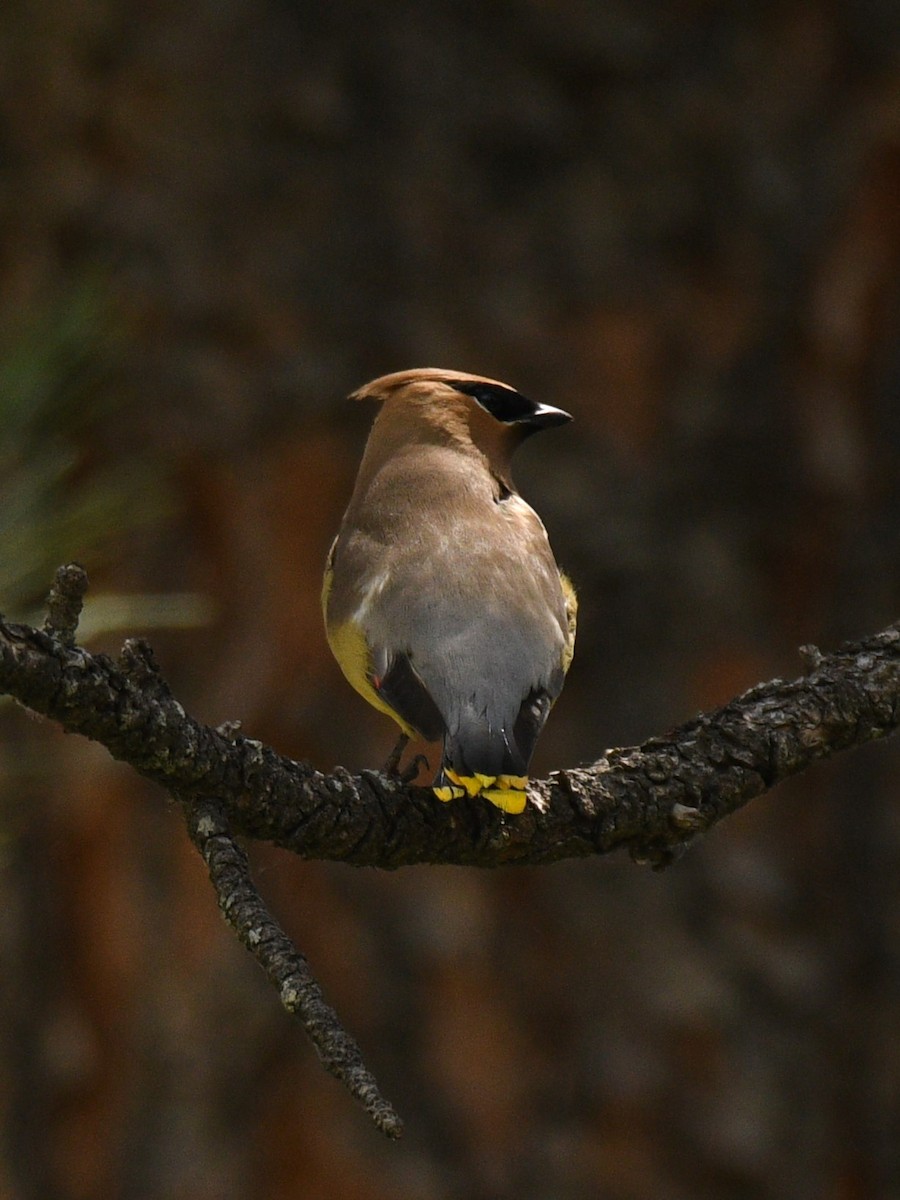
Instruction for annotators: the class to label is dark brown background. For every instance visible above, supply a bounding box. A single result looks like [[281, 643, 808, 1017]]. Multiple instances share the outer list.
[[1, 2, 899, 1197]]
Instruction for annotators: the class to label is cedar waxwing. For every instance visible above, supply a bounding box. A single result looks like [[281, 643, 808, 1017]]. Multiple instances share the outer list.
[[322, 368, 576, 814]]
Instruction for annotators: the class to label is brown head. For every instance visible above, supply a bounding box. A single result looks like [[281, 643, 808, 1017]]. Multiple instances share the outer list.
[[349, 367, 572, 483]]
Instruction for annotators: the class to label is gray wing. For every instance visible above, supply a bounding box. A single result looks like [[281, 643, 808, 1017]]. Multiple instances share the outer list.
[[369, 494, 569, 776]]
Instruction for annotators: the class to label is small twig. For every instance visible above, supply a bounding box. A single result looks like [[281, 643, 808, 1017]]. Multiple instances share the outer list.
[[183, 797, 403, 1139], [798, 642, 825, 672], [1, 565, 899, 1136], [43, 562, 89, 646]]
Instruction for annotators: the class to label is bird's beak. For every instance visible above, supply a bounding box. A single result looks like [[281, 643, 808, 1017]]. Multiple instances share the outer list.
[[526, 403, 573, 429]]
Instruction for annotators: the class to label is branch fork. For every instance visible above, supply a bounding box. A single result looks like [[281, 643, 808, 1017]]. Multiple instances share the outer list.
[[1, 563, 898, 1137]]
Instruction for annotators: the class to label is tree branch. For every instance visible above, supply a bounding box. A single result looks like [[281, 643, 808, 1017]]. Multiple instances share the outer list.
[[183, 796, 403, 1137], [2, 565, 899, 1133]]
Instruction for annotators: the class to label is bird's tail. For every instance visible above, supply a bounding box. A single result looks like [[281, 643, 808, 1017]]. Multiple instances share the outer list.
[[433, 713, 529, 813]]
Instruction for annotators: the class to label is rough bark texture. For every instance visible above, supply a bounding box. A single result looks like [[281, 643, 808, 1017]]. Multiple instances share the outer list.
[[1, 566, 897, 1133], [4, 576, 899, 873], [184, 797, 404, 1137]]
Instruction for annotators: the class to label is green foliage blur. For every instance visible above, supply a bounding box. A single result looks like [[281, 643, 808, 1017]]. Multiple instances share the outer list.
[[0, 282, 171, 619]]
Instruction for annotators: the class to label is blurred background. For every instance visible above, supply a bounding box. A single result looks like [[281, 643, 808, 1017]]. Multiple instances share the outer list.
[[0, 2, 899, 1197]]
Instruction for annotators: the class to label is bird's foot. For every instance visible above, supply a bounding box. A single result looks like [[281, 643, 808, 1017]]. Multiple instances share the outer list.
[[399, 754, 430, 784], [382, 732, 410, 776]]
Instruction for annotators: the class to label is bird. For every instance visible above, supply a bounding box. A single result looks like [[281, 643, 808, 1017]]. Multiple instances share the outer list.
[[322, 368, 576, 814]]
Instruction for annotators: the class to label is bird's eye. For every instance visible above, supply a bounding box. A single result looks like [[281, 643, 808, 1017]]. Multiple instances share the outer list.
[[449, 380, 538, 424]]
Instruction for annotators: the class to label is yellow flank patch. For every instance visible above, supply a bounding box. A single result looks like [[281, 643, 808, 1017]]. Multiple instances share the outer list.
[[433, 785, 466, 802], [560, 571, 578, 673], [481, 788, 528, 814], [324, 616, 417, 736], [498, 774, 527, 791]]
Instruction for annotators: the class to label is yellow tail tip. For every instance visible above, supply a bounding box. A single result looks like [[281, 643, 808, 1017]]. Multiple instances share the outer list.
[[433, 785, 466, 802], [481, 789, 528, 814], [437, 770, 529, 812], [444, 770, 483, 797]]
